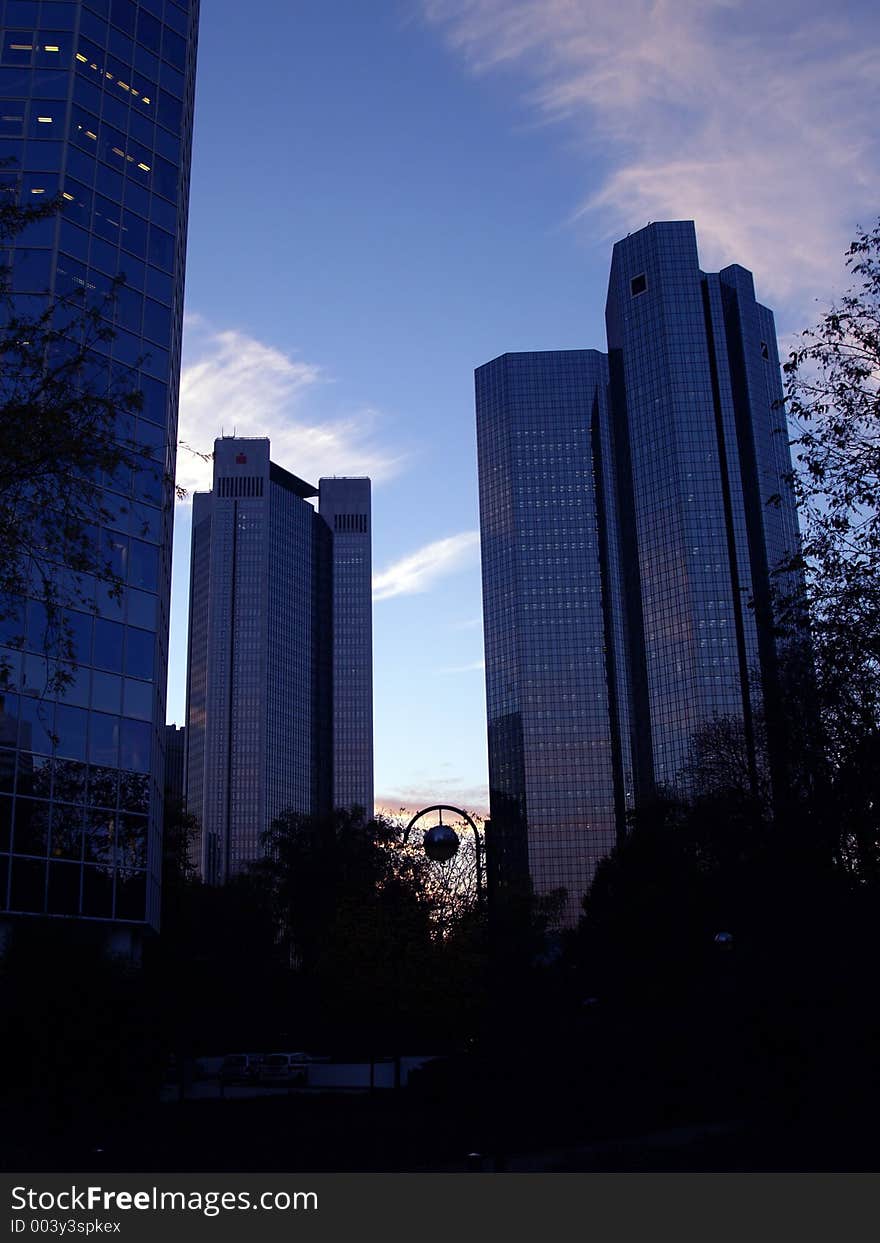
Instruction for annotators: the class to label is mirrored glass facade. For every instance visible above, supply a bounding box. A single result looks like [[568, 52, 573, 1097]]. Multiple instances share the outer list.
[[186, 440, 373, 884], [0, 0, 199, 933], [606, 221, 801, 798], [476, 351, 631, 924], [317, 476, 374, 817], [477, 222, 801, 922]]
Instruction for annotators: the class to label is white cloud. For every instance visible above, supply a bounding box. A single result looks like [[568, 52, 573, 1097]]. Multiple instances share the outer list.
[[422, 0, 880, 312], [175, 321, 406, 500], [372, 531, 480, 601]]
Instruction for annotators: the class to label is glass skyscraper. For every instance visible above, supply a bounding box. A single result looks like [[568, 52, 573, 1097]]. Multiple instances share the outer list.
[[317, 477, 374, 817], [476, 351, 630, 924], [0, 0, 199, 943], [185, 438, 374, 884], [477, 222, 801, 922], [606, 221, 801, 799]]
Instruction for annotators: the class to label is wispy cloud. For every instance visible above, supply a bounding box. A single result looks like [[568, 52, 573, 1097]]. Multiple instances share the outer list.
[[175, 320, 406, 500], [373, 531, 480, 601], [421, 0, 880, 310], [375, 781, 489, 818], [436, 659, 485, 674], [450, 616, 483, 631]]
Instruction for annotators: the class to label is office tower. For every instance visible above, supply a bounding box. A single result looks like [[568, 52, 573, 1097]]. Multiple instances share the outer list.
[[605, 221, 800, 799], [185, 438, 374, 883], [0, 2, 199, 942], [317, 477, 374, 816], [476, 222, 800, 921], [476, 351, 630, 923]]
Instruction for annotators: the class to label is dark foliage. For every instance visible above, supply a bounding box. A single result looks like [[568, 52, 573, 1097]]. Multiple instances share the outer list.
[[776, 220, 880, 874], [0, 918, 165, 1149], [253, 807, 488, 1049]]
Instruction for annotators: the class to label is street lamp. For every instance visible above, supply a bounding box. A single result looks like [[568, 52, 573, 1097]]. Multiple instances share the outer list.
[[423, 823, 459, 863], [402, 804, 485, 905], [402, 805, 502, 1167]]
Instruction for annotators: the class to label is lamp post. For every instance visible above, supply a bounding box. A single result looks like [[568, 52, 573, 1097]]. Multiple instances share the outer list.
[[402, 804, 485, 907], [401, 804, 500, 1166]]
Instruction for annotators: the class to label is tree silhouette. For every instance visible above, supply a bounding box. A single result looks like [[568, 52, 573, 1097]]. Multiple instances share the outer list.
[[778, 219, 880, 878], [0, 191, 157, 697]]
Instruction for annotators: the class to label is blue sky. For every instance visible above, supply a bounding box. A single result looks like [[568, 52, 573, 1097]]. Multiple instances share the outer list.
[[167, 0, 880, 815]]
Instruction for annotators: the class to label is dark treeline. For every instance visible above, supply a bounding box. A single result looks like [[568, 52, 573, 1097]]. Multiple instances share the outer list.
[[2, 223, 880, 1171]]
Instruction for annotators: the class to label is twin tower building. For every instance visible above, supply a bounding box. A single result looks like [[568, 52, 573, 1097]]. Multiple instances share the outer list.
[[187, 221, 801, 921], [185, 441, 373, 883], [477, 221, 801, 922]]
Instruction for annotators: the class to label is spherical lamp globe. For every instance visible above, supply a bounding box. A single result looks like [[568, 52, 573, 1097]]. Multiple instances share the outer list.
[[423, 823, 459, 863]]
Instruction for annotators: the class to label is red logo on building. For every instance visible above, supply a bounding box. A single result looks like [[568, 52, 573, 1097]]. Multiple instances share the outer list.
[[236, 453, 247, 464]]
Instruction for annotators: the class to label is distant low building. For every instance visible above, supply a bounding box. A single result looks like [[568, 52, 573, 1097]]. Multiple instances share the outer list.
[[164, 724, 186, 808]]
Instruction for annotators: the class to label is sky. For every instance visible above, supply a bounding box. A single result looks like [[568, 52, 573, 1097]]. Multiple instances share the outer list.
[[167, 0, 880, 816]]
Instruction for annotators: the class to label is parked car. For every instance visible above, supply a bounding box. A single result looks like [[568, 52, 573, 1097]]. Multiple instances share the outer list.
[[258, 1052, 309, 1085], [219, 1053, 263, 1084]]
